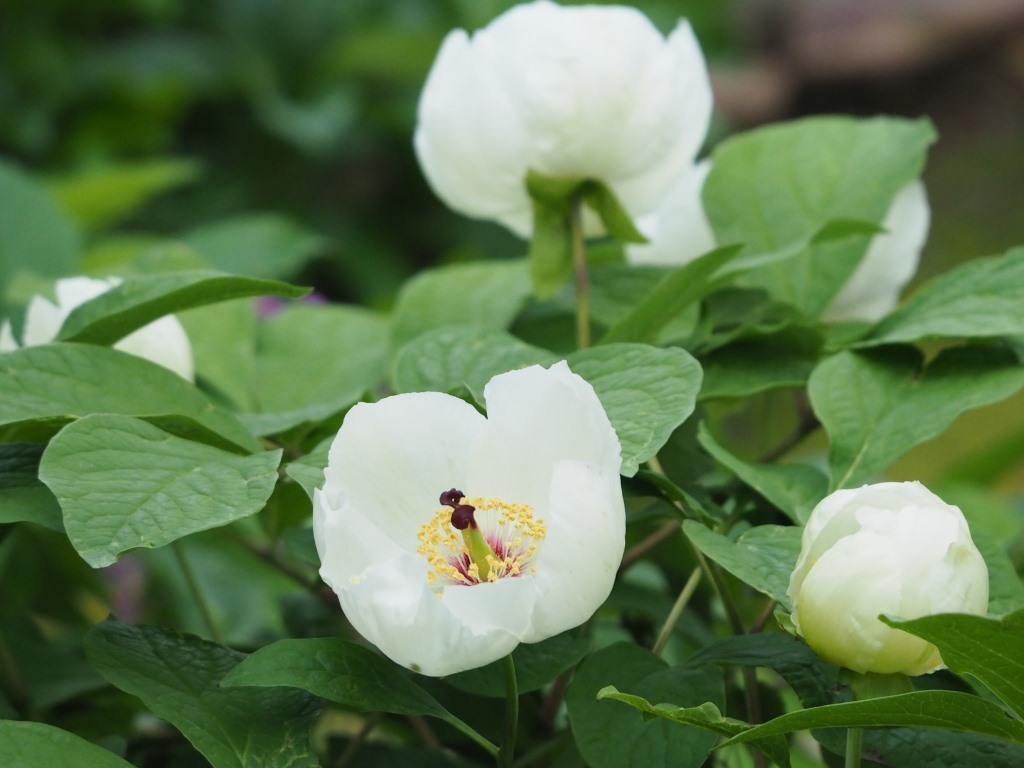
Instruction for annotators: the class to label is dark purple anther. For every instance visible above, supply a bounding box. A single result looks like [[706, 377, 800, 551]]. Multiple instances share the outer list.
[[439, 488, 465, 508], [450, 504, 477, 530]]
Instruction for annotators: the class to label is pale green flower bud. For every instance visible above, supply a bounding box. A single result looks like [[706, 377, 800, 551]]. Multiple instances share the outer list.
[[787, 481, 988, 676]]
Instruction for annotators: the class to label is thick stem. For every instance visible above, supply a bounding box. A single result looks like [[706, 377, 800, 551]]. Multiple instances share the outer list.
[[498, 655, 520, 768], [570, 194, 590, 349], [845, 727, 863, 768], [171, 541, 222, 644], [652, 566, 702, 656]]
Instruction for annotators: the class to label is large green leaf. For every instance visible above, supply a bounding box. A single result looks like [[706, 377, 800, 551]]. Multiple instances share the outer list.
[[179, 299, 258, 411], [0, 159, 77, 301], [884, 610, 1024, 720], [719, 691, 1024, 751], [567, 344, 702, 477], [0, 344, 261, 452], [392, 260, 531, 346], [704, 116, 934, 316], [867, 247, 1024, 345], [565, 643, 725, 768], [0, 442, 63, 530], [698, 328, 821, 400], [683, 521, 801, 609], [392, 325, 556, 398], [84, 620, 319, 768], [39, 415, 281, 567], [0, 721, 135, 768], [808, 346, 1024, 489], [697, 424, 827, 524], [57, 270, 306, 345], [183, 213, 328, 280]]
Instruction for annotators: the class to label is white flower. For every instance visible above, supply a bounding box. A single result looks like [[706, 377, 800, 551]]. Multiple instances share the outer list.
[[313, 361, 624, 676], [0, 276, 194, 381], [625, 168, 930, 323], [414, 0, 712, 238], [787, 481, 989, 676]]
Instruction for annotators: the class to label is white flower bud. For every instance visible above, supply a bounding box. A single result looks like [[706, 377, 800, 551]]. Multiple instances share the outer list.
[[414, 0, 712, 238], [788, 481, 988, 675]]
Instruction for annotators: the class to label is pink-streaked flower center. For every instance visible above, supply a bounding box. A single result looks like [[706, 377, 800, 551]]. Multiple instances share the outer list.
[[416, 490, 546, 588]]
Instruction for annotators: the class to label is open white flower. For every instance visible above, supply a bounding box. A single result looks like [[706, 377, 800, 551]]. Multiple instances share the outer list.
[[0, 276, 194, 381], [625, 167, 930, 323], [414, 0, 712, 238], [788, 482, 988, 676], [313, 361, 624, 676]]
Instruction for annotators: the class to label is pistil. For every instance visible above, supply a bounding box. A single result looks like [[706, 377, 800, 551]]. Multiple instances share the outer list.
[[441, 488, 496, 582]]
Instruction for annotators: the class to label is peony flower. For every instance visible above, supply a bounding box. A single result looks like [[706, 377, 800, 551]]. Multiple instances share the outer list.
[[414, 0, 712, 238], [787, 481, 988, 676], [313, 361, 624, 676], [0, 276, 194, 381], [625, 167, 930, 323]]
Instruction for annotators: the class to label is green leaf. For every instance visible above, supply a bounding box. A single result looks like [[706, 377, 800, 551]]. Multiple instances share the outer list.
[[697, 424, 827, 523], [884, 610, 1024, 720], [0, 159, 78, 302], [867, 247, 1024, 345], [251, 303, 390, 433], [183, 213, 328, 280], [443, 632, 590, 698], [0, 442, 63, 530], [596, 688, 790, 768], [698, 328, 821, 400], [179, 299, 258, 411], [284, 436, 332, 502], [565, 643, 725, 768], [57, 270, 307, 345], [222, 637, 450, 718], [0, 344, 261, 452], [683, 521, 801, 609], [809, 346, 1024, 489], [600, 245, 745, 345], [583, 181, 646, 243], [392, 326, 556, 399], [720, 691, 1024, 751], [392, 260, 531, 346], [0, 721, 135, 768], [704, 116, 935, 316], [567, 344, 702, 477], [48, 158, 201, 233], [39, 415, 281, 568], [587, 264, 698, 342], [84, 620, 319, 768]]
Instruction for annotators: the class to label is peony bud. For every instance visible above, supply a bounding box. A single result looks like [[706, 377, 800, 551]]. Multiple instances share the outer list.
[[414, 0, 712, 238], [787, 481, 988, 675]]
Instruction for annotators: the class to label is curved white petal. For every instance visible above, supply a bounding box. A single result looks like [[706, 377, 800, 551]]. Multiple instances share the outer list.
[[414, 1, 712, 237], [116, 315, 195, 382], [626, 159, 715, 266], [323, 392, 486, 551], [0, 320, 17, 352], [314, 491, 406, 587], [520, 459, 625, 643], [824, 181, 930, 322], [22, 295, 67, 346], [468, 361, 621, 509], [338, 555, 522, 677]]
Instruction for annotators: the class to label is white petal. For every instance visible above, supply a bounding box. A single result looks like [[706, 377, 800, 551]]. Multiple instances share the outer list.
[[626, 160, 715, 266], [824, 181, 930, 322], [314, 489, 406, 588], [520, 459, 625, 643], [322, 392, 486, 551], [21, 295, 67, 346], [468, 361, 621, 509], [338, 555, 521, 677], [54, 276, 117, 308], [115, 315, 195, 382], [0, 320, 17, 352]]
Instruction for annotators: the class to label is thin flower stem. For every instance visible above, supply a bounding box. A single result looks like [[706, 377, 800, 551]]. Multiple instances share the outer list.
[[619, 520, 680, 573], [443, 714, 500, 757], [652, 566, 702, 656], [171, 541, 222, 644], [498, 655, 520, 768], [845, 727, 863, 768], [570, 194, 590, 349], [335, 712, 382, 768]]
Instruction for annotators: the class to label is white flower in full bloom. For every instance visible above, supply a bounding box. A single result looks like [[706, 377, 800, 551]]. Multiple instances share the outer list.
[[625, 167, 930, 323], [788, 481, 988, 676], [313, 361, 624, 676], [414, 0, 712, 238], [0, 276, 194, 381]]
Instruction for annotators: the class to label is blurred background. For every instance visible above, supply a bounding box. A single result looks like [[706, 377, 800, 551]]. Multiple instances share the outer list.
[[2, 0, 1024, 491]]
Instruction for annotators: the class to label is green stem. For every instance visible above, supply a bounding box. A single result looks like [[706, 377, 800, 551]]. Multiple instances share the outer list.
[[845, 727, 863, 768], [652, 566, 702, 656], [570, 194, 590, 349], [171, 541, 222, 644], [336, 712, 382, 768], [443, 714, 500, 758], [498, 655, 520, 767]]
